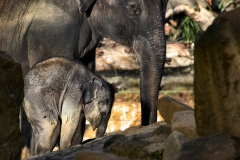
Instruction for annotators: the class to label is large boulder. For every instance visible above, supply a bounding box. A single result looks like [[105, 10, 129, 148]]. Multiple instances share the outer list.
[[29, 122, 169, 160], [162, 131, 188, 160], [177, 133, 238, 160], [156, 96, 193, 126], [171, 110, 199, 140], [194, 8, 240, 138], [103, 124, 171, 160], [0, 56, 23, 160], [74, 151, 130, 160]]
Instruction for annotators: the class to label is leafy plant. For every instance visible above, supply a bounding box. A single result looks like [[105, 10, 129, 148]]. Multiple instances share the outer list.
[[168, 14, 202, 43], [216, 0, 240, 11], [177, 16, 202, 43]]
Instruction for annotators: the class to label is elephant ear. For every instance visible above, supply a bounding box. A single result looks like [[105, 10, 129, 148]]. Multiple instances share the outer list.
[[91, 79, 104, 99], [79, 0, 96, 13], [81, 79, 94, 104], [81, 78, 103, 104]]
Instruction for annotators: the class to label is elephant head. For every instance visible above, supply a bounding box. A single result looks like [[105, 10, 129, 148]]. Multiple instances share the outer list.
[[81, 78, 113, 130], [81, 0, 168, 125]]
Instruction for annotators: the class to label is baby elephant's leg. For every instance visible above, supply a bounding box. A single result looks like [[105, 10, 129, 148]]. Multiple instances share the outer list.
[[71, 113, 85, 145], [60, 92, 82, 149], [23, 99, 59, 156]]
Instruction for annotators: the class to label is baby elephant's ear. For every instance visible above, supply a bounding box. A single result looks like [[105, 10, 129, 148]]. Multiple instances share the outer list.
[[81, 79, 94, 104], [92, 79, 103, 88], [82, 79, 94, 91], [79, 0, 96, 13], [91, 79, 104, 98]]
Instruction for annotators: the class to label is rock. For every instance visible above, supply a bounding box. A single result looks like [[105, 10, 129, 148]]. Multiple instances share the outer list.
[[171, 56, 193, 67], [173, 4, 216, 31], [166, 0, 215, 31], [156, 96, 193, 126], [96, 38, 194, 72], [194, 8, 240, 138], [166, 0, 200, 18], [104, 125, 168, 160], [104, 135, 164, 160], [74, 151, 130, 160], [171, 110, 198, 140], [177, 133, 238, 160], [162, 131, 188, 160], [0, 57, 23, 160], [29, 122, 168, 160], [151, 124, 172, 136], [96, 38, 139, 71], [166, 42, 193, 65]]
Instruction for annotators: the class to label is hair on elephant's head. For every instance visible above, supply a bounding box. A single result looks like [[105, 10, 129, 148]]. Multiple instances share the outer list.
[[81, 78, 115, 130]]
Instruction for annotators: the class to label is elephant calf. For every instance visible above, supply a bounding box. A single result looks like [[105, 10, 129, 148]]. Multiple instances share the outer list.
[[23, 57, 115, 157]]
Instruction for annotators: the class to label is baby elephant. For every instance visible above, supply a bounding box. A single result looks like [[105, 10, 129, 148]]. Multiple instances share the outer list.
[[23, 57, 115, 157]]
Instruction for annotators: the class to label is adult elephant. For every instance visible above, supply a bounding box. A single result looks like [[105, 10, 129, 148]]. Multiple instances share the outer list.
[[0, 0, 168, 153]]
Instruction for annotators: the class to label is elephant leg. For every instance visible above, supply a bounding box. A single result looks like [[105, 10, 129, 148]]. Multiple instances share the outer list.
[[22, 99, 59, 157], [51, 120, 61, 151], [72, 112, 86, 145], [30, 120, 58, 156], [60, 97, 81, 149], [60, 116, 80, 149], [20, 106, 32, 160]]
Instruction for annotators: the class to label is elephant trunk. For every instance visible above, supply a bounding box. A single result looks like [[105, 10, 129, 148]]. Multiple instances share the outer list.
[[133, 1, 167, 125]]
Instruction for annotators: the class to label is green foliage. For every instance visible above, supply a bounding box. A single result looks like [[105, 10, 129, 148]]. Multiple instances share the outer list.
[[168, 14, 202, 43], [177, 16, 202, 43], [216, 0, 240, 11]]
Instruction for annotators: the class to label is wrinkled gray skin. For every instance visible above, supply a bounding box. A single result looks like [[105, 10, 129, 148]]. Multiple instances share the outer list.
[[23, 57, 115, 157], [0, 0, 168, 157]]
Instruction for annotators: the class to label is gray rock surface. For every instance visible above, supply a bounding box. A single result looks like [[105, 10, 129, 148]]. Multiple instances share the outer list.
[[73, 151, 130, 160], [151, 124, 172, 136], [162, 131, 188, 160], [30, 122, 168, 160], [0, 57, 23, 160], [177, 133, 238, 160], [156, 96, 193, 125], [171, 111, 199, 140], [194, 7, 240, 138]]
